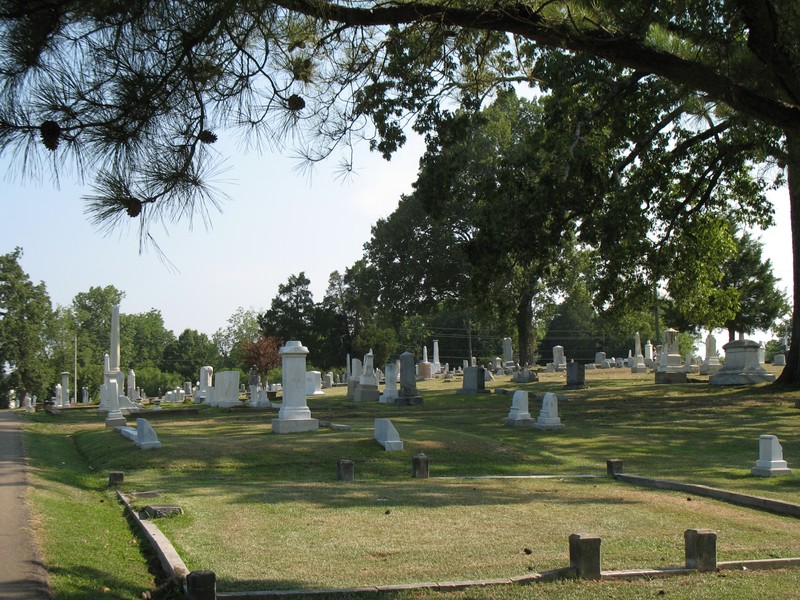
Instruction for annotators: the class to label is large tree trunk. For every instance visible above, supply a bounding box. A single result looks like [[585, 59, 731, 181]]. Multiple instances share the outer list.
[[775, 131, 800, 385], [516, 292, 534, 366]]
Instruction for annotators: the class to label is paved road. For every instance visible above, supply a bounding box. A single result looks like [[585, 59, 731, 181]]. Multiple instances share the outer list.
[[0, 410, 51, 599]]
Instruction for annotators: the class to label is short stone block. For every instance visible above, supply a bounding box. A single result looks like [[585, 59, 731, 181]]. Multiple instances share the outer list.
[[684, 529, 717, 571], [412, 453, 429, 478], [186, 570, 216, 600], [337, 459, 355, 481], [606, 459, 623, 476], [108, 471, 124, 486], [569, 533, 602, 580], [144, 504, 183, 518]]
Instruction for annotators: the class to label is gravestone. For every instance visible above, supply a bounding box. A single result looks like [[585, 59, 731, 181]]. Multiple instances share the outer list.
[[379, 361, 399, 403], [417, 360, 433, 380], [512, 367, 537, 383], [552, 346, 566, 371], [305, 371, 326, 396], [699, 333, 722, 375], [347, 358, 363, 399], [458, 366, 489, 394], [709, 339, 775, 385], [595, 351, 607, 367], [323, 372, 334, 388], [630, 333, 648, 373], [505, 390, 533, 426], [214, 371, 242, 407], [502, 337, 514, 368], [751, 435, 792, 476], [354, 350, 381, 402], [374, 418, 404, 451], [774, 354, 786, 367], [565, 361, 587, 389], [104, 380, 127, 428], [644, 340, 654, 367], [534, 392, 564, 430], [432, 339, 441, 374], [61, 372, 70, 407], [272, 341, 319, 434], [397, 352, 423, 405], [655, 328, 687, 384], [117, 418, 162, 449], [196, 366, 213, 404]]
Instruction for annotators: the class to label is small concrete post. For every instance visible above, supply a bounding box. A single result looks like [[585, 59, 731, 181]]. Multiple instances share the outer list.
[[606, 459, 623, 476], [685, 529, 717, 571], [412, 453, 429, 478], [569, 533, 602, 580], [337, 459, 355, 481], [108, 471, 124, 486], [186, 570, 216, 600]]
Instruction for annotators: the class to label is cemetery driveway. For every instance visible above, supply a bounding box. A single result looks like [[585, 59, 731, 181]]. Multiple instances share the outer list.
[[0, 410, 51, 599]]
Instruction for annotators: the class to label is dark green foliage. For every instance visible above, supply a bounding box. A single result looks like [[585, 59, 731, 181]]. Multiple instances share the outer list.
[[0, 247, 54, 401], [162, 328, 220, 382]]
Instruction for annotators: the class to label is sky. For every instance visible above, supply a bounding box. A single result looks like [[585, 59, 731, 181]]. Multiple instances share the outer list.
[[0, 133, 428, 337], [0, 133, 793, 345]]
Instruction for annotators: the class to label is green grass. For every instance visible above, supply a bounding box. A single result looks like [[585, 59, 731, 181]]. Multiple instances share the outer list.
[[19, 368, 800, 598]]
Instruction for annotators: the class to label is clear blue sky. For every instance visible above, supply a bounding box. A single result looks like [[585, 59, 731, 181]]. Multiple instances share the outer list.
[[0, 134, 426, 337], [0, 134, 793, 344]]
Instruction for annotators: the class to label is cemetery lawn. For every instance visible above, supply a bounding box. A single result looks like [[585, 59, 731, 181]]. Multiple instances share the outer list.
[[19, 367, 800, 599]]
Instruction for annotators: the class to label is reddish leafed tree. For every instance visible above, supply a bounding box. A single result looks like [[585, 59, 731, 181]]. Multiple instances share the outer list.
[[242, 336, 282, 378]]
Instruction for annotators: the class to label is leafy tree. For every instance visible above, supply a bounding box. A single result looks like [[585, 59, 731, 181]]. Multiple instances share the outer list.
[[258, 272, 316, 347], [162, 329, 220, 383], [120, 309, 175, 370], [0, 248, 53, 402], [71, 285, 124, 397], [212, 307, 261, 370], [135, 365, 183, 398], [241, 336, 282, 380], [719, 232, 790, 341], [4, 2, 800, 381]]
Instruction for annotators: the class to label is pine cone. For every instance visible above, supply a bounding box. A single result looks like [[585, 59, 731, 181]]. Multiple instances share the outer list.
[[125, 198, 142, 217], [197, 130, 217, 144], [40, 120, 61, 151], [287, 94, 305, 112]]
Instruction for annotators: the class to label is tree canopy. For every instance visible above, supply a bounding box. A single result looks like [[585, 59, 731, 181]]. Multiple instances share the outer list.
[[3, 0, 800, 380]]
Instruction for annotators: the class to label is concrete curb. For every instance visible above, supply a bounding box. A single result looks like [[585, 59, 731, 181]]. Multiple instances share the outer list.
[[613, 473, 800, 518], [116, 491, 190, 592]]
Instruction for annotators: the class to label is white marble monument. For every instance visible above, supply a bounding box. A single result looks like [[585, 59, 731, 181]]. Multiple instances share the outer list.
[[272, 341, 319, 434]]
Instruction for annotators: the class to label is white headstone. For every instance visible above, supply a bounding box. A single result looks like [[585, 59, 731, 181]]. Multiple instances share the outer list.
[[502, 337, 513, 366], [197, 366, 213, 403], [380, 362, 400, 403], [506, 390, 532, 425], [374, 418, 404, 451], [534, 392, 564, 430], [751, 435, 792, 476], [135, 418, 161, 449], [305, 371, 325, 396]]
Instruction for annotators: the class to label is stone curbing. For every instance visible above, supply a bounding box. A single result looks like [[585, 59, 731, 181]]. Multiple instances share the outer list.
[[119, 464, 800, 599], [612, 472, 800, 518], [117, 491, 190, 593]]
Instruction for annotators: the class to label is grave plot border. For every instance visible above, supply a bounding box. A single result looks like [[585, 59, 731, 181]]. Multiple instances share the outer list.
[[117, 467, 800, 599]]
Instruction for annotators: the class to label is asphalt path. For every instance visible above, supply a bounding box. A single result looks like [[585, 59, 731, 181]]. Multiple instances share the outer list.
[[0, 410, 51, 599]]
